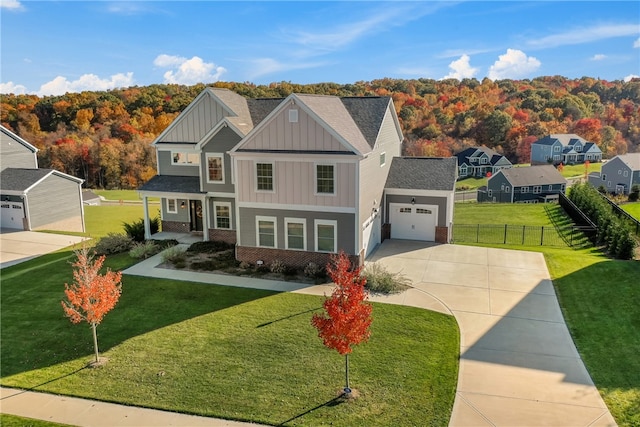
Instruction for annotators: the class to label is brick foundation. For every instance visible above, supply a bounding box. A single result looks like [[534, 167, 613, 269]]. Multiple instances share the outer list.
[[208, 229, 237, 245], [435, 226, 449, 243], [236, 246, 361, 269], [161, 220, 191, 233]]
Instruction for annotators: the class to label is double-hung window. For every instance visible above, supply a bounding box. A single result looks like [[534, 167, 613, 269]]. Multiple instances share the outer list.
[[256, 216, 276, 248], [285, 218, 306, 250], [316, 164, 335, 194], [533, 186, 542, 194], [315, 219, 337, 253], [521, 186, 529, 193], [207, 154, 224, 183], [166, 198, 177, 214], [214, 202, 231, 229], [256, 163, 274, 191]]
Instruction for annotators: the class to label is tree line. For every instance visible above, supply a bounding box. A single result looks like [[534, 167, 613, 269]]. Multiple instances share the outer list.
[[1, 76, 639, 189]]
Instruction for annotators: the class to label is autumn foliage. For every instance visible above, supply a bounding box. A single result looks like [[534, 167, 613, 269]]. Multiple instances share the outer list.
[[62, 246, 123, 364], [312, 252, 372, 356]]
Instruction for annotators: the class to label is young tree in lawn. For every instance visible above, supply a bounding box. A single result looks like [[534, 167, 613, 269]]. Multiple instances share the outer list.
[[62, 246, 123, 364], [311, 252, 372, 395]]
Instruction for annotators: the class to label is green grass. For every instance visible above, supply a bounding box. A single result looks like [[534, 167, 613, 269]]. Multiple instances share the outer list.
[[454, 202, 558, 225], [455, 177, 486, 191], [93, 189, 159, 203], [0, 251, 459, 426], [0, 414, 73, 427], [559, 162, 602, 178], [84, 205, 160, 239], [620, 202, 640, 220]]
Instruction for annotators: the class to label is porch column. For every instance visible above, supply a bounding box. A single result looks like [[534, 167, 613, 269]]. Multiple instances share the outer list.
[[143, 196, 151, 240], [203, 196, 210, 241]]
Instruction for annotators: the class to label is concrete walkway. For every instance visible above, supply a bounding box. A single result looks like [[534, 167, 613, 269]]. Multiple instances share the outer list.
[[0, 229, 86, 269], [1, 240, 617, 426]]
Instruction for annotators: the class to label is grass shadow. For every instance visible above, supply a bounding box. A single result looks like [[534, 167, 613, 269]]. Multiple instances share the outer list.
[[256, 307, 321, 328], [1, 250, 277, 378], [277, 396, 343, 426]]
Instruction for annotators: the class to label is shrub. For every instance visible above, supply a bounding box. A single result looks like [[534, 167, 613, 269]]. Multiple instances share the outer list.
[[239, 261, 252, 269], [304, 262, 325, 278], [129, 241, 159, 259], [270, 259, 286, 274], [123, 217, 159, 242], [161, 245, 187, 264], [363, 262, 412, 294], [152, 239, 179, 250], [187, 240, 234, 253], [94, 233, 133, 255], [629, 185, 640, 202]]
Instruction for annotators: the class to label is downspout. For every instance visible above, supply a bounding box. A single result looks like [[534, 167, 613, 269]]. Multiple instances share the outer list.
[[143, 196, 151, 239], [78, 184, 86, 233]]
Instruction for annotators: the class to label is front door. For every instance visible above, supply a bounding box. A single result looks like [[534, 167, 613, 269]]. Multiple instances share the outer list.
[[189, 200, 203, 232]]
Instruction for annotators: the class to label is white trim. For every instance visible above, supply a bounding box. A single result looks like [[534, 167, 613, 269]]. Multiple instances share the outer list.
[[228, 152, 360, 163], [139, 191, 204, 200], [237, 201, 356, 214], [315, 162, 336, 196], [213, 201, 232, 230], [284, 217, 306, 250], [205, 153, 225, 184], [288, 109, 299, 123], [205, 191, 236, 198], [315, 219, 337, 253], [379, 152, 386, 167], [255, 161, 275, 193], [166, 198, 177, 214], [256, 215, 277, 248], [170, 150, 200, 166], [383, 188, 456, 198], [22, 170, 84, 194]]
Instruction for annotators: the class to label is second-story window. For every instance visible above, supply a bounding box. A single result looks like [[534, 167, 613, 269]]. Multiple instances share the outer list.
[[316, 164, 335, 194], [207, 154, 224, 183], [172, 152, 200, 165], [256, 163, 273, 191]]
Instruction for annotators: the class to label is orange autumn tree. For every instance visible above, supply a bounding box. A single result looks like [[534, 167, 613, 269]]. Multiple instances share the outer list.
[[62, 246, 123, 364], [311, 252, 372, 395]]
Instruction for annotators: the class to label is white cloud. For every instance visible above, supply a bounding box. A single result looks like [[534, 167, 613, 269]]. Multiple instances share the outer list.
[[634, 37, 640, 48], [488, 49, 541, 80], [246, 57, 326, 80], [0, 81, 27, 94], [442, 54, 478, 80], [624, 74, 639, 82], [590, 54, 607, 61], [36, 72, 134, 96], [0, 0, 24, 10], [154, 55, 226, 85], [528, 24, 640, 49]]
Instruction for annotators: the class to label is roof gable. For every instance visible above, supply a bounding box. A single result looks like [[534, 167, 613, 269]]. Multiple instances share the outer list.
[[614, 153, 640, 171], [534, 134, 589, 147], [1, 125, 38, 154], [0, 168, 83, 193]]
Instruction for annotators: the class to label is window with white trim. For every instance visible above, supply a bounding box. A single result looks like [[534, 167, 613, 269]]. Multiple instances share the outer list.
[[166, 198, 177, 213], [172, 151, 200, 165], [316, 164, 335, 194], [548, 185, 553, 191], [256, 216, 277, 248], [214, 202, 231, 229], [533, 186, 542, 194], [256, 163, 274, 191], [521, 186, 529, 193], [380, 152, 386, 167], [602, 174, 607, 181], [315, 219, 337, 253], [285, 218, 306, 250], [207, 154, 224, 183], [488, 189, 493, 197], [505, 186, 510, 193], [623, 170, 628, 177], [554, 145, 561, 152]]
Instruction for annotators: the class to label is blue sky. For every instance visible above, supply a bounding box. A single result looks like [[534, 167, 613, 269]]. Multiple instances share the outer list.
[[1, 1, 639, 96]]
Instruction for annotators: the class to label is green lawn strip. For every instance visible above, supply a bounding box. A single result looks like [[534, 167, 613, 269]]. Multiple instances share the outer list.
[[620, 202, 640, 220], [559, 162, 602, 178], [455, 177, 486, 191], [93, 189, 160, 203], [84, 205, 160, 238], [454, 202, 558, 225], [0, 414, 74, 427], [1, 254, 459, 426]]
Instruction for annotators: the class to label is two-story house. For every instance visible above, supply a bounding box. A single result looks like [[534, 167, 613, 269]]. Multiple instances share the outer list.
[[531, 134, 602, 165], [588, 153, 640, 194], [139, 88, 457, 267], [477, 165, 567, 203], [0, 125, 85, 232], [455, 146, 512, 178]]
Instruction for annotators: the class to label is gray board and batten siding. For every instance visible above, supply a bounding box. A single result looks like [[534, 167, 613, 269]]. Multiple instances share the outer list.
[[158, 92, 230, 144], [200, 125, 241, 194], [27, 172, 84, 231], [1, 127, 38, 171]]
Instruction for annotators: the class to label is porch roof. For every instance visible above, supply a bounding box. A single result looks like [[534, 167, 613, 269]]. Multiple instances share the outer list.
[[139, 175, 204, 194]]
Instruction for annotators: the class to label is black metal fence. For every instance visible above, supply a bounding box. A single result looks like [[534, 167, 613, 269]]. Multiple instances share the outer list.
[[452, 224, 595, 248], [599, 194, 640, 236]]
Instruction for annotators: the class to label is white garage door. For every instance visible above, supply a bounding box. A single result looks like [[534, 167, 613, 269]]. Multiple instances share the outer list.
[[1, 202, 25, 229], [390, 203, 437, 241]]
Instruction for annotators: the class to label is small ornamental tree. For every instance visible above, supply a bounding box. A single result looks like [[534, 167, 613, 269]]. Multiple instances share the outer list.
[[62, 246, 123, 365], [311, 252, 372, 395]]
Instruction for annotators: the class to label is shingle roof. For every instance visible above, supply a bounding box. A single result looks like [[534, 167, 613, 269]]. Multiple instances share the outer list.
[[0, 168, 82, 192], [138, 175, 203, 194], [385, 157, 457, 191], [340, 97, 390, 148], [247, 98, 284, 126], [497, 165, 566, 187], [210, 89, 254, 135], [534, 134, 588, 146], [455, 146, 507, 167], [615, 153, 640, 171]]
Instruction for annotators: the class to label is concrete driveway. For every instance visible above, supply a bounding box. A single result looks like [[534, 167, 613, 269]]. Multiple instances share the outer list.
[[0, 229, 86, 268], [368, 240, 616, 427]]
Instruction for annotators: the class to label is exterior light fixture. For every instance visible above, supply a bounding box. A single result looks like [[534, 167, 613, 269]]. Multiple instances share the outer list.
[[180, 201, 186, 209], [411, 197, 416, 205]]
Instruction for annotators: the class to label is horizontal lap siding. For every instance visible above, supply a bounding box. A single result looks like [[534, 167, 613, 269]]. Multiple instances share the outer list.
[[236, 159, 356, 207], [27, 175, 83, 231], [157, 151, 200, 176], [1, 136, 37, 170], [238, 207, 356, 254]]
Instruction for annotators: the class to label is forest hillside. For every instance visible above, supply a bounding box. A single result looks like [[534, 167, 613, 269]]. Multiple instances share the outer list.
[[1, 76, 639, 189]]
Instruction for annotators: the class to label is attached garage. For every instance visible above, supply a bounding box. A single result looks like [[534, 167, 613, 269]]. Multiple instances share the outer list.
[[384, 157, 457, 244], [389, 203, 438, 241], [1, 202, 25, 229]]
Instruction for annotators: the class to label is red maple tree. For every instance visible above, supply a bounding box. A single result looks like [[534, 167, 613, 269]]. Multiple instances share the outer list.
[[62, 246, 123, 364], [311, 252, 372, 394]]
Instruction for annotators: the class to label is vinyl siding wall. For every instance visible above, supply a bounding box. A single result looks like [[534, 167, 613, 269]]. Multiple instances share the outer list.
[[200, 126, 240, 194], [0, 135, 37, 171], [158, 95, 227, 143], [157, 150, 201, 177], [27, 174, 83, 232]]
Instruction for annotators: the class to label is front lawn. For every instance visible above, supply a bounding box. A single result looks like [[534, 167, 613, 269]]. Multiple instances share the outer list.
[[455, 177, 486, 191], [0, 251, 459, 426], [620, 202, 640, 220], [559, 162, 602, 178], [455, 202, 560, 226], [84, 205, 160, 239]]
